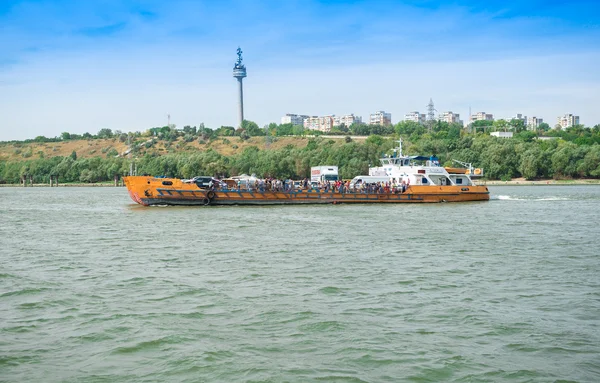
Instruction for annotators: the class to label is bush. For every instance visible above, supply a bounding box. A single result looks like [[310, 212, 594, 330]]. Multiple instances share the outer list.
[[106, 148, 118, 157]]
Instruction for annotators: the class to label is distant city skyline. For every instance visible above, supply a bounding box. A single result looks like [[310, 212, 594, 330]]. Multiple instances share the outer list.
[[281, 108, 579, 131], [1, 0, 599, 140]]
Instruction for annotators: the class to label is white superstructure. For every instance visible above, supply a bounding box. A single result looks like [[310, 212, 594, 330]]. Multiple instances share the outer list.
[[367, 140, 479, 186]]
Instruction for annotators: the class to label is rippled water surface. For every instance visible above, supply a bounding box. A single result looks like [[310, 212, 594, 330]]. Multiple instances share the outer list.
[[1, 186, 599, 382]]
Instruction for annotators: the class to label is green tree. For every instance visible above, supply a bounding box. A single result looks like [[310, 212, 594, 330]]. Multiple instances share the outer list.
[[215, 126, 235, 136], [519, 146, 544, 179], [242, 120, 264, 136], [579, 145, 600, 177], [492, 119, 509, 132], [468, 120, 492, 134], [509, 118, 526, 133], [538, 122, 551, 132], [97, 128, 113, 139]]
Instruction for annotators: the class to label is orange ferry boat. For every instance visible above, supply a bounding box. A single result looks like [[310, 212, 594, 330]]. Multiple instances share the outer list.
[[124, 176, 488, 206], [124, 141, 489, 206]]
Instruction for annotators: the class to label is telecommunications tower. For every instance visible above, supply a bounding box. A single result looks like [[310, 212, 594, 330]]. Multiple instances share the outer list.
[[232, 47, 247, 129]]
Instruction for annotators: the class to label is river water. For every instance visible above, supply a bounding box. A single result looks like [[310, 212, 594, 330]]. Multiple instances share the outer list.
[[1, 186, 599, 382]]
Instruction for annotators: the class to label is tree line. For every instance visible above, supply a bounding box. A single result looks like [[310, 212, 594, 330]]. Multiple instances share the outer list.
[[2, 127, 600, 184]]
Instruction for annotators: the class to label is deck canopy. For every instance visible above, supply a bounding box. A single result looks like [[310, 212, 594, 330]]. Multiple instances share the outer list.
[[408, 155, 431, 161]]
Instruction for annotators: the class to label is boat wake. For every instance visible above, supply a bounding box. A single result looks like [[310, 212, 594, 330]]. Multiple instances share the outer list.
[[493, 195, 570, 201]]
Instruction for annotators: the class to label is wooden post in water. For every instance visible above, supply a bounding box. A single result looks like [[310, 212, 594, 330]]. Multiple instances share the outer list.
[[114, 174, 119, 187], [29, 175, 34, 187]]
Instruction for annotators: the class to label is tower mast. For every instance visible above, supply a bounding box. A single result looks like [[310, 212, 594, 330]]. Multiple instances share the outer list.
[[232, 47, 247, 129]]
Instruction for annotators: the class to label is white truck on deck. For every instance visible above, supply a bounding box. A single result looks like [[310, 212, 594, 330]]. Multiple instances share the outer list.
[[311, 166, 339, 184]]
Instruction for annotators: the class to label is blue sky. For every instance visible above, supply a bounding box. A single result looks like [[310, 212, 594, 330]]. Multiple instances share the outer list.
[[1, 0, 599, 140]]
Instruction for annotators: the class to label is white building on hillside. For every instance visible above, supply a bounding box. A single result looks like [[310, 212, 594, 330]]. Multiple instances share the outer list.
[[439, 111, 463, 125], [281, 114, 310, 126], [304, 116, 334, 132], [369, 111, 392, 126], [333, 114, 362, 127], [469, 112, 494, 123], [404, 112, 426, 124], [512, 113, 527, 123], [557, 114, 580, 129], [527, 116, 544, 130]]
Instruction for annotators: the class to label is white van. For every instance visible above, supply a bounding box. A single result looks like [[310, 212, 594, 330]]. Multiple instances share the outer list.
[[349, 175, 391, 189]]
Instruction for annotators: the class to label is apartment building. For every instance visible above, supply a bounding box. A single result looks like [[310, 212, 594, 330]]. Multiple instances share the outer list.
[[439, 111, 462, 125], [469, 112, 494, 123], [527, 116, 544, 130], [370, 111, 392, 126], [557, 114, 580, 129], [333, 114, 362, 127], [303, 116, 334, 132], [512, 113, 527, 123], [404, 112, 426, 124], [281, 114, 309, 126]]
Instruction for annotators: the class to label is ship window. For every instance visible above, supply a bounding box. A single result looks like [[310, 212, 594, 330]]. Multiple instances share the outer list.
[[456, 178, 463, 184], [162, 181, 173, 186], [422, 177, 428, 184]]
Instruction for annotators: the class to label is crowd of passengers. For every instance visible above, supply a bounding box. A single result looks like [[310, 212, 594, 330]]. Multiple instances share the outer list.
[[210, 178, 409, 194]]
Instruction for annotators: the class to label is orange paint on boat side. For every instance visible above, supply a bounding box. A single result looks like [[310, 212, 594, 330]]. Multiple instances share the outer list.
[[124, 176, 489, 206]]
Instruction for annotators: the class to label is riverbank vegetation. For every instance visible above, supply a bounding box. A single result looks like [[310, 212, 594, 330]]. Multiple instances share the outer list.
[[1, 120, 600, 184]]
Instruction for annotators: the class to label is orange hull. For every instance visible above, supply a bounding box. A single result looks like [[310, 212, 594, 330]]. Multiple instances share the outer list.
[[124, 176, 489, 206]]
